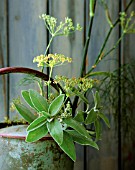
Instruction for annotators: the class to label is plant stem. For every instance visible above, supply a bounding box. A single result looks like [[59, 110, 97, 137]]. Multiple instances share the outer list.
[[48, 66, 53, 98], [85, 0, 134, 76], [39, 36, 54, 96], [44, 36, 54, 56], [73, 0, 97, 114], [80, 0, 97, 77]]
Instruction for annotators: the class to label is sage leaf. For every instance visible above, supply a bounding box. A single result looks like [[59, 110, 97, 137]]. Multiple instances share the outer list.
[[64, 118, 90, 139], [85, 108, 97, 125], [27, 116, 47, 131], [42, 111, 50, 118], [14, 103, 37, 123], [60, 131, 76, 162], [29, 89, 49, 112], [47, 119, 63, 145], [94, 91, 101, 109], [26, 123, 48, 142], [49, 94, 65, 116], [66, 130, 99, 150], [22, 90, 37, 110], [99, 112, 110, 128], [94, 120, 102, 141], [74, 111, 84, 122]]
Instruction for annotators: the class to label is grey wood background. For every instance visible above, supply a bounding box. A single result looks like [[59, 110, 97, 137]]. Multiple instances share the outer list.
[[0, 0, 135, 169]]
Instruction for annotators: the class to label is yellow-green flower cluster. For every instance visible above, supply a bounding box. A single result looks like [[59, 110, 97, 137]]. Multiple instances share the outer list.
[[60, 102, 72, 119], [39, 14, 57, 34], [39, 14, 82, 36], [55, 75, 95, 93], [120, 11, 135, 33], [33, 54, 72, 68]]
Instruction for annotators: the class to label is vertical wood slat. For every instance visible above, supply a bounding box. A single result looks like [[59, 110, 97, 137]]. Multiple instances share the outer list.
[[122, 1, 135, 170], [0, 0, 8, 121], [50, 1, 85, 169], [86, 1, 119, 170], [8, 0, 47, 119]]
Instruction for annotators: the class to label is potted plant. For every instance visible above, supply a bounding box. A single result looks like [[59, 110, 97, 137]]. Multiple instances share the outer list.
[[0, 0, 134, 169]]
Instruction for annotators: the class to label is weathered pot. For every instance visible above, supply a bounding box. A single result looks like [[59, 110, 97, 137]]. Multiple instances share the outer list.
[[0, 125, 74, 170]]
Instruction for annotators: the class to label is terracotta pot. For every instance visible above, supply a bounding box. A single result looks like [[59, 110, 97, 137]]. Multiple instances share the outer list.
[[0, 125, 74, 170]]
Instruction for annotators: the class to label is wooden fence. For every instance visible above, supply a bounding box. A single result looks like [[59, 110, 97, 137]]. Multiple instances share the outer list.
[[0, 0, 135, 169]]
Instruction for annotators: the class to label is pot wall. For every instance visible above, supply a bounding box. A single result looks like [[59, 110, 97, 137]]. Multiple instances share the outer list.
[[0, 125, 74, 170]]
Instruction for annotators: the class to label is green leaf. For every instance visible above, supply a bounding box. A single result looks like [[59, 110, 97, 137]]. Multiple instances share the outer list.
[[26, 123, 48, 142], [14, 103, 37, 123], [47, 119, 63, 145], [74, 111, 84, 122], [42, 111, 50, 118], [99, 112, 110, 128], [49, 94, 65, 116], [86, 71, 111, 77], [27, 116, 47, 131], [72, 90, 89, 104], [29, 89, 49, 112], [64, 118, 90, 139], [85, 108, 97, 125], [22, 90, 37, 110], [94, 91, 101, 109], [66, 130, 99, 150], [94, 119, 102, 141], [60, 131, 76, 162]]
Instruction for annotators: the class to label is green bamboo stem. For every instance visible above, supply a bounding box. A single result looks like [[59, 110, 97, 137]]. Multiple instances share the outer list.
[[80, 0, 97, 77], [85, 0, 134, 76], [73, 0, 97, 114], [73, 0, 134, 113]]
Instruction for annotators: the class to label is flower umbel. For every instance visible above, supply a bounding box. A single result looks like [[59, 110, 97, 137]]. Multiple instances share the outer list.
[[33, 53, 72, 68]]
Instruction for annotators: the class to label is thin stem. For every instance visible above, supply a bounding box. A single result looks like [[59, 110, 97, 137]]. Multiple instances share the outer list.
[[47, 66, 53, 98], [85, 0, 134, 76], [102, 33, 125, 59], [44, 36, 54, 56], [80, 0, 97, 77], [73, 0, 97, 113]]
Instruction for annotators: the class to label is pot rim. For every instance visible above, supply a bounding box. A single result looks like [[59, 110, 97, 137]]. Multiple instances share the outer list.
[[0, 124, 53, 141]]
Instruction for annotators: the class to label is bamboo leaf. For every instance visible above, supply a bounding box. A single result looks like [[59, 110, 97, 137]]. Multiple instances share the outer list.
[[85, 71, 111, 78], [14, 103, 37, 123]]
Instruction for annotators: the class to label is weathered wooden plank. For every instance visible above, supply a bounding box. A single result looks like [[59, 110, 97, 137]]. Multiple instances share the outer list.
[[122, 1, 135, 169], [86, 1, 119, 170], [50, 0, 85, 169], [0, 0, 8, 121], [8, 0, 47, 119]]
